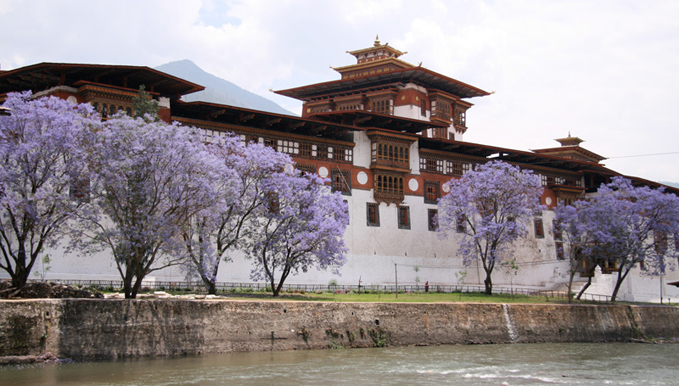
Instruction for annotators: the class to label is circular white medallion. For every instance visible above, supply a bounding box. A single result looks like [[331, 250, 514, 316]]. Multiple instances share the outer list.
[[284, 164, 294, 174], [442, 183, 451, 193], [545, 197, 553, 206], [318, 166, 329, 178], [408, 178, 419, 192], [357, 171, 368, 185], [66, 96, 78, 105]]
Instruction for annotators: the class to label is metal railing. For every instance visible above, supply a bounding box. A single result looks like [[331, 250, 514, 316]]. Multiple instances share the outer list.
[[24, 279, 612, 302]]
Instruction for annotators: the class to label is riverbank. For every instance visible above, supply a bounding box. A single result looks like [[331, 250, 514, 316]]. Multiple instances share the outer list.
[[1, 299, 678, 361]]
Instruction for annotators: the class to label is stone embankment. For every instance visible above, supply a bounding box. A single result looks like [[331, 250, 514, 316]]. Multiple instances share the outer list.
[[1, 299, 678, 361]]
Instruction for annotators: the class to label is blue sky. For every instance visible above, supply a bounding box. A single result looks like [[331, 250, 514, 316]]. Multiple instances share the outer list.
[[2, 0, 679, 183]]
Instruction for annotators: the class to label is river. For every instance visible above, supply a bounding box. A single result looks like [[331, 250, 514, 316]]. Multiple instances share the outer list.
[[1, 343, 678, 385]]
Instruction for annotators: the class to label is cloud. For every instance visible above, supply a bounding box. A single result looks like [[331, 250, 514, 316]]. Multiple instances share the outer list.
[[2, 0, 679, 182]]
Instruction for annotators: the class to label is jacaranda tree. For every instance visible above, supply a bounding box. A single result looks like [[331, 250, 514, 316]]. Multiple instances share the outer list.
[[243, 172, 349, 296], [557, 177, 679, 302], [438, 161, 543, 295], [553, 201, 598, 302], [180, 137, 291, 294], [0, 92, 98, 292], [70, 115, 225, 298]]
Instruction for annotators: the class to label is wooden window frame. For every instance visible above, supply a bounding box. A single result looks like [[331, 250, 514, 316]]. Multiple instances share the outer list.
[[367, 203, 380, 227], [424, 181, 440, 204], [428, 209, 438, 231], [398, 206, 411, 230], [332, 169, 352, 196], [534, 218, 544, 238]]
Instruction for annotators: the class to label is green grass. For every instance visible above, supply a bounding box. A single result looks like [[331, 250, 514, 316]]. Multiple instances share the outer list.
[[218, 291, 567, 304]]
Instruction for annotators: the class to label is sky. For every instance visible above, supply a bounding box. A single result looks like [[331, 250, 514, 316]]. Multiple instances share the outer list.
[[2, 0, 679, 183]]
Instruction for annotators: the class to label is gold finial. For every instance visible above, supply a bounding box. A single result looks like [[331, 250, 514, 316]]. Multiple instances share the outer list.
[[374, 34, 380, 47]]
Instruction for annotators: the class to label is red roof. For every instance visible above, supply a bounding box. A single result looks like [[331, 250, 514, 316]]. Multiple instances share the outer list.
[[275, 67, 490, 101], [0, 62, 204, 99]]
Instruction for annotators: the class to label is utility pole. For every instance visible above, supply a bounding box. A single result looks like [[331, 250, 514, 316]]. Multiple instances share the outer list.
[[394, 263, 398, 299]]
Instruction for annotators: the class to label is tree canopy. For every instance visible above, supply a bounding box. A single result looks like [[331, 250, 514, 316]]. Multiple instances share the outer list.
[[243, 172, 349, 296], [555, 177, 679, 302], [70, 115, 226, 298], [0, 92, 98, 291], [437, 161, 543, 295]]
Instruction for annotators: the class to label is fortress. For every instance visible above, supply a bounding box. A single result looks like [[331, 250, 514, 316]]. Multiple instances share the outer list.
[[1, 38, 677, 302]]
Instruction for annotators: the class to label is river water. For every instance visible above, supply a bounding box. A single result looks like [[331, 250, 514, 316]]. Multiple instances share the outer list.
[[2, 343, 678, 385]]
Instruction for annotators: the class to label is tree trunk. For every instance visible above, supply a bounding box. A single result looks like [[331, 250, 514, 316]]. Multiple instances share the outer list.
[[576, 276, 592, 300], [610, 267, 632, 303], [123, 275, 134, 299], [484, 276, 493, 295]]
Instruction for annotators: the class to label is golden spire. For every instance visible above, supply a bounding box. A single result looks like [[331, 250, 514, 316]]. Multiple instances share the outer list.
[[374, 34, 380, 47]]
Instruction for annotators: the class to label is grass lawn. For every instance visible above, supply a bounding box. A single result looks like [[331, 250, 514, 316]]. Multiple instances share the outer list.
[[214, 291, 569, 304]]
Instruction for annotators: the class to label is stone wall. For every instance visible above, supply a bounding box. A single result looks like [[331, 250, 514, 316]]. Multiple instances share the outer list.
[[1, 299, 678, 360]]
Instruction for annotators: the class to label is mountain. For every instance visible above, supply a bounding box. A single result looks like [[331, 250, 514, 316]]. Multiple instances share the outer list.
[[659, 181, 679, 189], [155, 60, 295, 116]]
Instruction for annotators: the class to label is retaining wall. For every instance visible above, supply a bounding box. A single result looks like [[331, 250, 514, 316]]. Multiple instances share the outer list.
[[1, 299, 678, 360]]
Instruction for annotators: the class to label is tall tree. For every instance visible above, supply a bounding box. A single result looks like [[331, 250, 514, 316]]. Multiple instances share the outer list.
[[243, 172, 349, 296], [132, 85, 159, 121], [560, 177, 679, 302], [554, 201, 598, 302], [0, 92, 98, 291], [437, 161, 543, 295], [180, 137, 292, 294], [70, 115, 224, 298]]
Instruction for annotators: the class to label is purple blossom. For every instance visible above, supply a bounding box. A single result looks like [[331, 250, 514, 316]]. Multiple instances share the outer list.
[[556, 177, 679, 302], [437, 161, 543, 295], [70, 114, 226, 298], [243, 172, 349, 296], [180, 136, 293, 294], [0, 92, 98, 290]]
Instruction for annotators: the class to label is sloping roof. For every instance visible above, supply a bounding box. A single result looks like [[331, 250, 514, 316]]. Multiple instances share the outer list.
[[0, 62, 204, 99], [303, 110, 448, 134], [275, 67, 490, 101], [171, 100, 357, 140]]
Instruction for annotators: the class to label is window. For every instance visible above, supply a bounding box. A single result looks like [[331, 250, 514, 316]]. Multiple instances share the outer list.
[[267, 193, 279, 214], [69, 177, 90, 202], [332, 170, 351, 195], [456, 214, 466, 233], [372, 99, 392, 115], [555, 241, 564, 260], [450, 161, 470, 177], [432, 127, 447, 139], [398, 206, 410, 230], [428, 209, 438, 231], [553, 220, 563, 241], [296, 164, 316, 176], [371, 142, 409, 168], [454, 107, 466, 127], [299, 142, 312, 157], [374, 173, 404, 204], [367, 203, 380, 227], [424, 181, 440, 204], [534, 218, 544, 238], [434, 100, 451, 121], [420, 99, 427, 116], [655, 231, 668, 256], [278, 139, 299, 155]]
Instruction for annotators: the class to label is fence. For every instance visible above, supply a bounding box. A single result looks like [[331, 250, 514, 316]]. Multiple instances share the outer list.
[[29, 279, 612, 302]]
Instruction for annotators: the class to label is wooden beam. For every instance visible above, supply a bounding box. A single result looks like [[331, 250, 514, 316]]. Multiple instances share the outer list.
[[266, 118, 281, 126], [310, 125, 328, 134], [239, 113, 255, 123], [288, 121, 306, 130], [210, 109, 226, 118]]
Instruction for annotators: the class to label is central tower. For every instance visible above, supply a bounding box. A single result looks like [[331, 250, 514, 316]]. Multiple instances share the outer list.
[[275, 36, 489, 141]]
